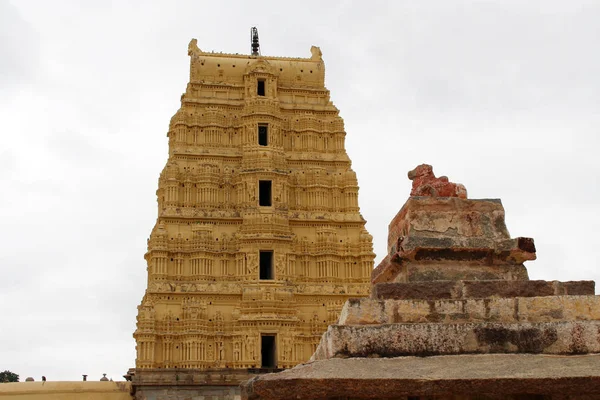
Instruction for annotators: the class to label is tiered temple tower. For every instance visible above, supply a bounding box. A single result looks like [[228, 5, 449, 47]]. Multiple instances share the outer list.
[[133, 38, 374, 372]]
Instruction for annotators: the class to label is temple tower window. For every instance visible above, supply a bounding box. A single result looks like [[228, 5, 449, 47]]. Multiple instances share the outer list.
[[258, 124, 268, 146], [257, 79, 266, 96], [259, 251, 273, 280], [259, 180, 272, 206]]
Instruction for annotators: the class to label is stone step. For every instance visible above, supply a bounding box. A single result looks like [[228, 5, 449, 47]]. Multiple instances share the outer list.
[[339, 295, 600, 325], [312, 320, 600, 360], [371, 279, 595, 300]]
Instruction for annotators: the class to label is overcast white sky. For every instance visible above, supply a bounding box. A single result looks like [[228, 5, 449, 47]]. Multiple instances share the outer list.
[[1, 0, 599, 382]]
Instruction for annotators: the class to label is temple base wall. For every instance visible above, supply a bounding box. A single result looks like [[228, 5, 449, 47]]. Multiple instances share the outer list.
[[134, 385, 240, 400], [131, 368, 269, 400]]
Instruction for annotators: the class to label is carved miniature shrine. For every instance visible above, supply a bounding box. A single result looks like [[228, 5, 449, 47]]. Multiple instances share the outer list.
[[242, 165, 600, 400], [131, 33, 374, 398]]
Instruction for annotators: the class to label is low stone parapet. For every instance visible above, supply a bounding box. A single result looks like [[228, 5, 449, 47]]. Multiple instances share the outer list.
[[312, 320, 600, 360]]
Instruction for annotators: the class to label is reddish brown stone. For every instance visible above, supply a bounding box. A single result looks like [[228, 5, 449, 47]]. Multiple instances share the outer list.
[[371, 255, 405, 284], [405, 263, 529, 282], [386, 196, 509, 256], [462, 280, 554, 298], [371, 281, 457, 300], [371, 280, 593, 300], [408, 164, 468, 199], [379, 197, 536, 285], [559, 280, 596, 295], [518, 237, 536, 253]]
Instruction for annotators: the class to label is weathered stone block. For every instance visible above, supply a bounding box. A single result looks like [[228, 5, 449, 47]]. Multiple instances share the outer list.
[[372, 280, 457, 300], [405, 262, 529, 282], [463, 279, 553, 298], [387, 197, 509, 253], [559, 280, 596, 295], [372, 259, 530, 284], [373, 197, 536, 284]]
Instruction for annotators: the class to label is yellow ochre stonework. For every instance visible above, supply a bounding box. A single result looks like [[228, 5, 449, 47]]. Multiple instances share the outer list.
[[133, 39, 375, 370]]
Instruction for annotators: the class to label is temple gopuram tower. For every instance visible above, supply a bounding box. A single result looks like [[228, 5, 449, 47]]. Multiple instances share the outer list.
[[132, 35, 374, 386]]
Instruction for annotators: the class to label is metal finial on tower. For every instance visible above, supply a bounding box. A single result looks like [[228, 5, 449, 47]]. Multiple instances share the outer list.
[[251, 27, 260, 56]]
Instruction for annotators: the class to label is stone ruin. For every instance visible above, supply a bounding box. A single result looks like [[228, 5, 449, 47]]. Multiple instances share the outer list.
[[242, 164, 600, 399]]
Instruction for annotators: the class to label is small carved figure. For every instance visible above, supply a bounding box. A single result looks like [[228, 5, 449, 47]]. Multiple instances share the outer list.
[[245, 336, 256, 361], [407, 164, 467, 199], [247, 254, 258, 275], [282, 337, 292, 361], [247, 182, 256, 202], [188, 38, 201, 58], [234, 342, 240, 361], [310, 46, 322, 61], [275, 254, 287, 276], [217, 341, 225, 360]]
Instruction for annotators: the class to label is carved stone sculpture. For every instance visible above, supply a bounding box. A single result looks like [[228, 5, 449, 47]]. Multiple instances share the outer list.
[[408, 163, 467, 199]]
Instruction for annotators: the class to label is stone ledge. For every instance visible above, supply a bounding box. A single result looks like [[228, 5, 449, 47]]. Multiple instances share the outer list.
[[312, 320, 600, 360], [372, 255, 531, 284], [241, 354, 600, 399], [371, 280, 595, 300], [340, 295, 600, 325]]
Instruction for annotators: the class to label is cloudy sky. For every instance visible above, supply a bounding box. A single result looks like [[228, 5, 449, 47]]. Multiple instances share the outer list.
[[1, 0, 599, 382]]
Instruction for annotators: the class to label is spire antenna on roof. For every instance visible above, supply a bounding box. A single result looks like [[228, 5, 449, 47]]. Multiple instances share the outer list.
[[251, 27, 260, 56]]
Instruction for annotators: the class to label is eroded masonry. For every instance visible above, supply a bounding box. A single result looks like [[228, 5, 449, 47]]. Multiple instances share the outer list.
[[133, 38, 374, 376]]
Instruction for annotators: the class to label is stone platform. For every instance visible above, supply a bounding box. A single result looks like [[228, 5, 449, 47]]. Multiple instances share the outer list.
[[242, 354, 600, 399]]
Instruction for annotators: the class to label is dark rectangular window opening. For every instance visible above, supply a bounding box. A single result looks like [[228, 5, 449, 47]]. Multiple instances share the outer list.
[[257, 80, 265, 96], [258, 124, 268, 146], [259, 180, 272, 206], [259, 251, 273, 280], [261, 334, 276, 368]]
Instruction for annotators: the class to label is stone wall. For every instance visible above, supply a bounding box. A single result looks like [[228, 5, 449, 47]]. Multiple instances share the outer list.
[[134, 385, 240, 400], [0, 381, 132, 400], [131, 368, 264, 400]]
